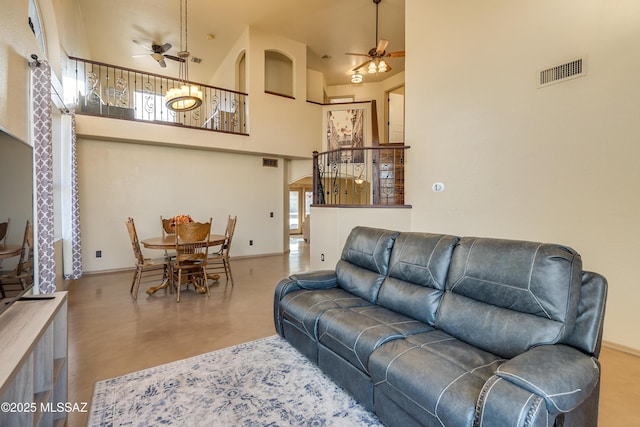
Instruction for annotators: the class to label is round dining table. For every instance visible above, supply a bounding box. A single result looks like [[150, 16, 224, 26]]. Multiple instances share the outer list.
[[141, 234, 226, 250], [140, 234, 226, 295]]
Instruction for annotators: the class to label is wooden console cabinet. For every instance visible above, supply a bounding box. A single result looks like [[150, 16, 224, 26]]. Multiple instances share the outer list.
[[0, 292, 68, 427]]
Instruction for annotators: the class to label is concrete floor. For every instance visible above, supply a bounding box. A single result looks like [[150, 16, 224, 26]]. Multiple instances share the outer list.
[[64, 237, 639, 426]]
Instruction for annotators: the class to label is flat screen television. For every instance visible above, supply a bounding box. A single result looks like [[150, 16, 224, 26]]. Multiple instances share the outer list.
[[0, 129, 35, 315]]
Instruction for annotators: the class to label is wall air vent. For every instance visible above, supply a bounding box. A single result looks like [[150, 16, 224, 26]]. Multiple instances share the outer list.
[[538, 58, 585, 88], [263, 158, 278, 168]]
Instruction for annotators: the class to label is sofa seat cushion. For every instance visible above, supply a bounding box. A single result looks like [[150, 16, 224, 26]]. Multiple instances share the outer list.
[[318, 306, 433, 375], [280, 288, 373, 341], [369, 330, 506, 427]]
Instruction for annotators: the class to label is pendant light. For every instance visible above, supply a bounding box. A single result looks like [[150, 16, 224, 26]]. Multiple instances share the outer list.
[[165, 0, 202, 112]]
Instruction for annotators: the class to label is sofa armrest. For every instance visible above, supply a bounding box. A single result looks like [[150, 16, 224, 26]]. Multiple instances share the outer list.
[[273, 270, 337, 336], [496, 345, 600, 413], [288, 270, 337, 289]]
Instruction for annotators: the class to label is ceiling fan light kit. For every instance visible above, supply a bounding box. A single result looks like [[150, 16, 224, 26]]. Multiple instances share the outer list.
[[165, 0, 202, 112], [132, 40, 184, 68], [346, 0, 404, 82]]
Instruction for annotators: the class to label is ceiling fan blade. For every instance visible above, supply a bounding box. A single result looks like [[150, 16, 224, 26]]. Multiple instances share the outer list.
[[132, 54, 149, 58], [386, 50, 405, 58], [345, 52, 370, 57], [158, 59, 167, 68], [164, 54, 186, 63], [376, 39, 389, 55], [352, 59, 372, 72], [160, 43, 172, 53], [133, 39, 152, 51]]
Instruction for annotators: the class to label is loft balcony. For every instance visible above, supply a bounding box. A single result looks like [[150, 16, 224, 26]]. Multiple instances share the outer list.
[[68, 57, 409, 208], [312, 145, 410, 207], [69, 57, 248, 135]]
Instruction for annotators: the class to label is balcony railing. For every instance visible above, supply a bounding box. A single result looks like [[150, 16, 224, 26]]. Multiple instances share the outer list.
[[68, 57, 248, 135], [312, 145, 410, 207]]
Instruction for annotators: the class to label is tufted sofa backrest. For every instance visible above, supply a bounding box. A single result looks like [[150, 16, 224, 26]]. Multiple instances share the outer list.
[[377, 232, 459, 325], [336, 226, 399, 303], [435, 237, 583, 358]]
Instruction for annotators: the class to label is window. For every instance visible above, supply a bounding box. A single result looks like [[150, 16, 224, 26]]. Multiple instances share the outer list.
[[133, 90, 174, 122], [28, 0, 46, 52], [289, 191, 300, 232]]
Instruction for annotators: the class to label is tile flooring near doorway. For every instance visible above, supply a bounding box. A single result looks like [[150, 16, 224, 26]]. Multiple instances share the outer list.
[[65, 236, 638, 426]]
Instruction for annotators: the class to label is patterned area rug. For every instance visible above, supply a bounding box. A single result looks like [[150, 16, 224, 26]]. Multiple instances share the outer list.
[[89, 335, 383, 426]]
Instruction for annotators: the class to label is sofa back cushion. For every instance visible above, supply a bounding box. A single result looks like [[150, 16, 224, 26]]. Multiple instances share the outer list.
[[436, 237, 583, 358], [377, 232, 459, 325], [336, 227, 399, 303]]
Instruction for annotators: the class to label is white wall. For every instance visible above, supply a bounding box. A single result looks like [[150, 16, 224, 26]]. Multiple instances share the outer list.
[[210, 27, 249, 91], [246, 27, 321, 157], [289, 159, 313, 183], [78, 140, 284, 272], [0, 0, 89, 141], [306, 69, 325, 104], [309, 207, 412, 270], [405, 0, 640, 351], [0, 0, 41, 142], [0, 131, 33, 255]]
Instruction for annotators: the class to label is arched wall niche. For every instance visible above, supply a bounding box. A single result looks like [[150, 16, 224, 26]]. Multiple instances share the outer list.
[[264, 49, 294, 98]]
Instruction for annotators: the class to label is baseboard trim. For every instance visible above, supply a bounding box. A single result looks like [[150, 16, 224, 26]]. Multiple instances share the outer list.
[[602, 340, 640, 357], [80, 252, 287, 276]]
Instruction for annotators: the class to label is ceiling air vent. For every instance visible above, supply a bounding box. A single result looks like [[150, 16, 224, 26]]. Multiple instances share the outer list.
[[538, 58, 585, 88], [263, 158, 278, 168]]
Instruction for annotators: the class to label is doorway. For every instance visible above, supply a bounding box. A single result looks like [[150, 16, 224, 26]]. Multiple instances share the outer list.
[[385, 85, 405, 144], [289, 177, 313, 236]]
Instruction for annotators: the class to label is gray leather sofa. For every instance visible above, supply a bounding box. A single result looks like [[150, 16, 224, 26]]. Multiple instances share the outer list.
[[273, 226, 607, 427]]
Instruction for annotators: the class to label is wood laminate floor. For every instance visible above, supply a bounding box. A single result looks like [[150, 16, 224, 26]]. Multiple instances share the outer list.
[[64, 237, 638, 426]]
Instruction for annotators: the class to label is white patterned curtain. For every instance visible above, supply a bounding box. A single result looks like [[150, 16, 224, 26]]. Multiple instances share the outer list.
[[63, 112, 83, 280], [31, 59, 56, 293]]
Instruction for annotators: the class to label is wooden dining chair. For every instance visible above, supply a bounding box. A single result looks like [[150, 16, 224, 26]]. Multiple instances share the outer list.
[[173, 218, 212, 302], [0, 220, 34, 298], [160, 215, 177, 260], [0, 218, 8, 245], [126, 217, 171, 300], [207, 215, 237, 286], [0, 218, 8, 269]]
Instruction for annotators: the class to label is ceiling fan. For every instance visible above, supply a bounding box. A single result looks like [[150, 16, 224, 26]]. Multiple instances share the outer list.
[[346, 0, 405, 74], [132, 40, 185, 68]]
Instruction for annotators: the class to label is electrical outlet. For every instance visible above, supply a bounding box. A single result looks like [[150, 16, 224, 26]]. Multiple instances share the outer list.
[[249, 240, 253, 246], [321, 253, 325, 262], [96, 250, 102, 258]]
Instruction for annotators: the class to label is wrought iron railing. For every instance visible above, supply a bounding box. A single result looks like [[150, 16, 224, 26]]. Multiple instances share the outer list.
[[312, 145, 409, 206], [68, 57, 249, 135]]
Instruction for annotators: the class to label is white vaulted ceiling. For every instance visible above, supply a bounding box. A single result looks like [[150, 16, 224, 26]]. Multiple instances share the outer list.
[[76, 0, 405, 86]]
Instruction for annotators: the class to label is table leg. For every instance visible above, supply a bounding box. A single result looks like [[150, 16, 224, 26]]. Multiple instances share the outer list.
[[145, 265, 172, 295]]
